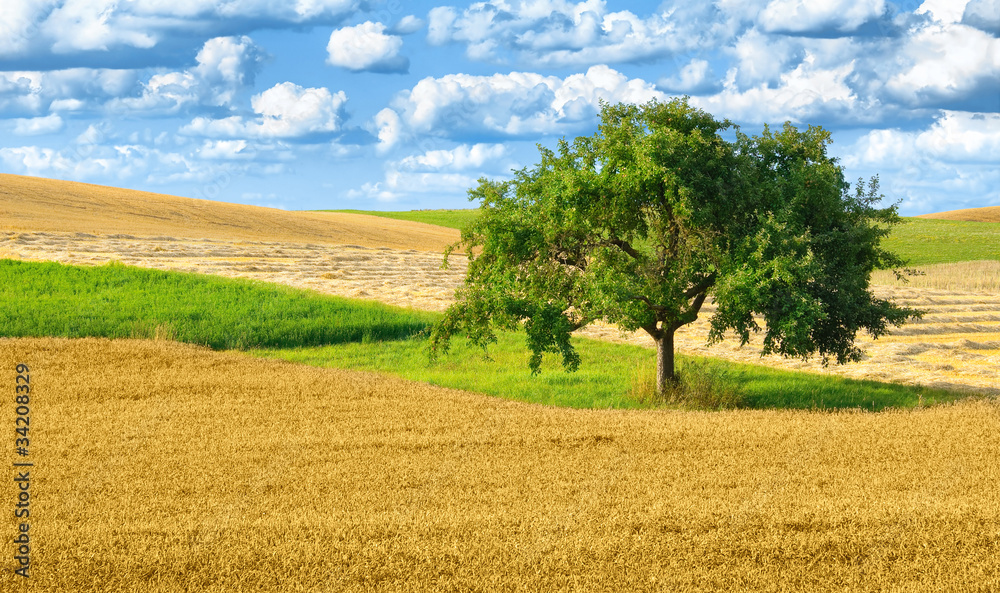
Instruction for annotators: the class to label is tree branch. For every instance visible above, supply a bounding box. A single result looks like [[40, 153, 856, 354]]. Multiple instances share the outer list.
[[684, 273, 717, 299], [609, 239, 642, 260], [630, 295, 668, 313]]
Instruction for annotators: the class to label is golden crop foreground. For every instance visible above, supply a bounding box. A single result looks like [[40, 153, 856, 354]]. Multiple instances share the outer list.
[[2, 338, 998, 592]]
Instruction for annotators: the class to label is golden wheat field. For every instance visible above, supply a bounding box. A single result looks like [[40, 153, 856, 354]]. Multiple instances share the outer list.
[[1, 338, 999, 592], [918, 206, 1000, 223], [2, 175, 1000, 590], [0, 173, 459, 252]]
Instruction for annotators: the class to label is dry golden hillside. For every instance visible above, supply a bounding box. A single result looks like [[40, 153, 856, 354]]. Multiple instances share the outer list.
[[918, 206, 1000, 222], [0, 173, 459, 251], [2, 337, 998, 592]]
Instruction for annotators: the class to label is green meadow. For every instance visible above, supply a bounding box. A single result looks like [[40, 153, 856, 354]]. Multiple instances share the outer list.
[[1, 259, 968, 411], [323, 208, 481, 231], [884, 218, 999, 265], [0, 259, 434, 350], [328, 209, 998, 265]]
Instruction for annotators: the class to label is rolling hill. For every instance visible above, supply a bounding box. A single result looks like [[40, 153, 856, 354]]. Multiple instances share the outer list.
[[918, 206, 1000, 223], [0, 173, 459, 251]]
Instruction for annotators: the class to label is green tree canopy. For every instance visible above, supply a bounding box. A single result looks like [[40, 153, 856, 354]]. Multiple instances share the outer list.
[[430, 98, 920, 395]]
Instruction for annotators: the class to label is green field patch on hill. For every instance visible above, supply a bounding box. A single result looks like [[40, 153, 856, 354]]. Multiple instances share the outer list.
[[320, 208, 481, 231], [1, 259, 970, 411], [255, 334, 965, 412], [0, 259, 434, 349], [321, 210, 998, 266], [885, 218, 999, 266]]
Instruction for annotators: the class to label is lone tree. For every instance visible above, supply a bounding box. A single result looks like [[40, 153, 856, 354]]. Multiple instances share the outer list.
[[430, 98, 920, 396]]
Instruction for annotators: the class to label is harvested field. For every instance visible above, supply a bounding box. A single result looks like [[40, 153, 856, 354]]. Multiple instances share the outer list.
[[1, 231, 465, 312], [2, 338, 998, 592], [918, 205, 1000, 222], [0, 174, 459, 251], [3, 230, 997, 396]]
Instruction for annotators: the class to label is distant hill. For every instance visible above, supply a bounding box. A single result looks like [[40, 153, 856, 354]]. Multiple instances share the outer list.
[[918, 206, 1000, 223], [0, 174, 459, 251]]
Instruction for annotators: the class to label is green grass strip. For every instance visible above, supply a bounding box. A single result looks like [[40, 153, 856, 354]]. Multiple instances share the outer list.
[[883, 218, 999, 266], [1, 258, 970, 411], [0, 259, 434, 350], [253, 333, 966, 411], [317, 209, 481, 231], [317, 211, 998, 265]]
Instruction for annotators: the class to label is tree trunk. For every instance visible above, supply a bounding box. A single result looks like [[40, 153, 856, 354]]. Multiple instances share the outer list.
[[655, 329, 677, 396]]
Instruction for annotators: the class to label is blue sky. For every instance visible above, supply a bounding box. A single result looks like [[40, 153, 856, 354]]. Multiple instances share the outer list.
[[1, 0, 997, 215]]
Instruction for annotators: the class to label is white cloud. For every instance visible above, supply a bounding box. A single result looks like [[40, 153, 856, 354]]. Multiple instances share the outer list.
[[845, 111, 1000, 168], [0, 0, 53, 57], [183, 82, 348, 139], [372, 108, 402, 155], [0, 68, 136, 116], [0, 141, 193, 183], [49, 98, 86, 111], [326, 21, 407, 72], [249, 82, 346, 137], [12, 114, 64, 135], [345, 181, 403, 202], [962, 0, 1000, 33], [197, 139, 256, 160], [109, 35, 263, 113], [729, 28, 802, 88], [657, 59, 720, 94], [391, 15, 424, 35], [192, 35, 265, 106], [377, 65, 665, 149], [917, 0, 971, 24], [396, 144, 508, 171], [346, 170, 479, 203], [841, 111, 1000, 214], [7, 0, 360, 60], [693, 53, 864, 124], [758, 0, 886, 33], [42, 0, 158, 54], [426, 1, 710, 67], [883, 23, 1000, 108]]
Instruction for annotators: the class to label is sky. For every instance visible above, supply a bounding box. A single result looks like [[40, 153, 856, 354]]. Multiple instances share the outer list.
[[0, 0, 998, 215]]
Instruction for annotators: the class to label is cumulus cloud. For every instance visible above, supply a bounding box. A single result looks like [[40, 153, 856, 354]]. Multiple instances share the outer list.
[[962, 0, 1000, 33], [348, 143, 517, 204], [109, 35, 264, 113], [183, 82, 348, 139], [840, 111, 1000, 214], [693, 53, 865, 124], [197, 139, 257, 160], [396, 143, 508, 171], [426, 1, 711, 67], [192, 35, 265, 105], [916, 0, 970, 24], [758, 0, 886, 34], [883, 23, 1000, 110], [0, 141, 193, 183], [0, 68, 136, 116], [2, 0, 361, 67], [0, 1, 51, 57], [326, 22, 408, 73], [657, 59, 721, 94], [346, 171, 480, 203], [12, 114, 64, 135], [729, 28, 803, 88], [391, 15, 424, 35], [376, 65, 665, 149], [845, 111, 1000, 168]]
